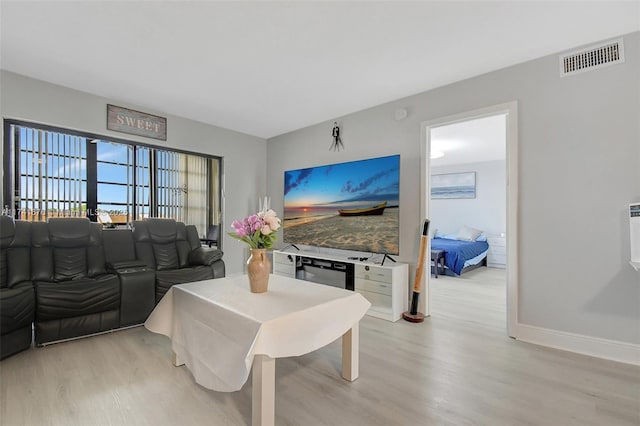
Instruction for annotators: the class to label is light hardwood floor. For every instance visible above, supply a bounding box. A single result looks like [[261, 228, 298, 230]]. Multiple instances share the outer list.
[[1, 268, 639, 425]]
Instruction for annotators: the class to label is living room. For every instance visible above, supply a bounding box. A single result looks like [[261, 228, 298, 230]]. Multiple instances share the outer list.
[[1, 2, 639, 425]]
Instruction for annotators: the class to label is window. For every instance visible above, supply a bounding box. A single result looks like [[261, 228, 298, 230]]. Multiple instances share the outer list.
[[3, 121, 221, 238], [8, 126, 87, 221], [155, 149, 210, 231], [96, 141, 134, 225]]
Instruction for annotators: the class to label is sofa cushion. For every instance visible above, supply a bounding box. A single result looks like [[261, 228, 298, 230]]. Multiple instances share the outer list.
[[48, 218, 91, 248], [87, 223, 108, 277], [0, 218, 32, 288], [5, 246, 31, 288], [0, 249, 6, 289], [152, 243, 180, 270], [146, 219, 178, 243], [0, 216, 15, 288], [53, 247, 87, 280], [0, 216, 16, 247], [0, 282, 34, 334], [103, 229, 137, 264], [36, 275, 120, 321]]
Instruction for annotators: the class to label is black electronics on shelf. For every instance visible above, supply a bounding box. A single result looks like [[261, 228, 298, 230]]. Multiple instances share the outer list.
[[296, 256, 355, 291]]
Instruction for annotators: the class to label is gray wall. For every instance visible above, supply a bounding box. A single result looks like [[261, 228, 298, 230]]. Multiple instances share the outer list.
[[267, 31, 640, 344], [431, 160, 506, 237], [0, 70, 267, 274]]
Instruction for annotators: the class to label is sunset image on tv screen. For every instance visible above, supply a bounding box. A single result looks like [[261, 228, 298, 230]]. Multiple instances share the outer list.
[[283, 155, 400, 254]]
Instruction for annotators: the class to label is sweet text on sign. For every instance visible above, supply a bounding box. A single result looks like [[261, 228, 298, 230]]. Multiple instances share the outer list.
[[107, 104, 167, 141]]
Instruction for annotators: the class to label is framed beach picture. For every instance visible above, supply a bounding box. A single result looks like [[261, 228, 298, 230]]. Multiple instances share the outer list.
[[431, 172, 476, 199]]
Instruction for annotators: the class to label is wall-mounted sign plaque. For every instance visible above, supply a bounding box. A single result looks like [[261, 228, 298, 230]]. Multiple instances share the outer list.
[[107, 104, 167, 140]]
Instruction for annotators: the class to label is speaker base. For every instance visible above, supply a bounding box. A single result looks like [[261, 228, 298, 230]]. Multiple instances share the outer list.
[[402, 311, 425, 323]]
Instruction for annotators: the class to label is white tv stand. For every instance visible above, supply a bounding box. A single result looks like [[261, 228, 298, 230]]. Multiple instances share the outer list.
[[272, 249, 408, 322]]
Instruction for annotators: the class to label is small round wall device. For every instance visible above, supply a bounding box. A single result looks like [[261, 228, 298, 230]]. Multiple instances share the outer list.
[[395, 108, 408, 121]]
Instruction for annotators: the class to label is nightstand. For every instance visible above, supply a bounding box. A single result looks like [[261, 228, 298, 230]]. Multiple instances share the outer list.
[[486, 235, 506, 268]]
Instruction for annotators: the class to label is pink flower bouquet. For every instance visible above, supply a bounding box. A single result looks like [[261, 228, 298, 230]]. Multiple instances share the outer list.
[[229, 209, 281, 249]]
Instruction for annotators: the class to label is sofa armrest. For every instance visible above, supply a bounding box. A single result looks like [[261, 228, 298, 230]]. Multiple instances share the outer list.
[[188, 247, 223, 266], [211, 259, 225, 278]]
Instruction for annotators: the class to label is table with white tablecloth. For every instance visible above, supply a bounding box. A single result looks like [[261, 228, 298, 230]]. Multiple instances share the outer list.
[[145, 273, 370, 426]]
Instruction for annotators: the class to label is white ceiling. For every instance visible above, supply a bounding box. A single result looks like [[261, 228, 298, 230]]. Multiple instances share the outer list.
[[431, 114, 506, 167], [1, 1, 639, 139]]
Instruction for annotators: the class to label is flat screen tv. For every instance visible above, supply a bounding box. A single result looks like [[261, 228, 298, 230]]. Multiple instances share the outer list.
[[283, 154, 400, 254]]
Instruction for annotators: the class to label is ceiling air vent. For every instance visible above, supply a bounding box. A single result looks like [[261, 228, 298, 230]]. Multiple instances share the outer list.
[[560, 38, 624, 77]]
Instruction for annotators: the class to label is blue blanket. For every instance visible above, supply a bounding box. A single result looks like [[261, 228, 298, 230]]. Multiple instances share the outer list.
[[431, 237, 489, 275]]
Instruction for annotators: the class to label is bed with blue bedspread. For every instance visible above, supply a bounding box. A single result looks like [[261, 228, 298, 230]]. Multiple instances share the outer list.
[[431, 237, 489, 276]]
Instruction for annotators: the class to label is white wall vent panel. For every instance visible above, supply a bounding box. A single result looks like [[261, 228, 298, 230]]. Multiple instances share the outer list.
[[559, 38, 624, 77], [630, 203, 640, 270]]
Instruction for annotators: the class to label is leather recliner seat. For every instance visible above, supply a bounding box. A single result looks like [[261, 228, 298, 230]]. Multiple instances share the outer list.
[[132, 218, 225, 303], [0, 216, 34, 360], [32, 218, 121, 345]]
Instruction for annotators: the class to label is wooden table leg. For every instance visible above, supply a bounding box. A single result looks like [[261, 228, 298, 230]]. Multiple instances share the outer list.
[[252, 354, 275, 426], [341, 323, 359, 381]]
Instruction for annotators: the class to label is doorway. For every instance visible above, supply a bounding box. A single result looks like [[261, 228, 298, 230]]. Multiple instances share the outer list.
[[420, 102, 518, 337]]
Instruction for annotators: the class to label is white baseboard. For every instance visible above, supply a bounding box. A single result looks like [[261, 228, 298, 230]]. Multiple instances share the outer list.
[[515, 324, 640, 366]]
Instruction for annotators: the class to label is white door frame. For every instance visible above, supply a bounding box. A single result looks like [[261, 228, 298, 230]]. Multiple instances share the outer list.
[[420, 101, 519, 337]]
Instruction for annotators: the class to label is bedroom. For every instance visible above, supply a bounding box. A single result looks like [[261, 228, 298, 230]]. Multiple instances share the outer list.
[[429, 113, 507, 328]]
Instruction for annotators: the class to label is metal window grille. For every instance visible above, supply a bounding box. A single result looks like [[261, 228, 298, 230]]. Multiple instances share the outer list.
[[13, 125, 87, 221], [156, 149, 183, 222], [135, 146, 152, 221]]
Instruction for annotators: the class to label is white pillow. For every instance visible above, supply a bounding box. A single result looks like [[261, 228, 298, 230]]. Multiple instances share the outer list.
[[456, 225, 483, 242]]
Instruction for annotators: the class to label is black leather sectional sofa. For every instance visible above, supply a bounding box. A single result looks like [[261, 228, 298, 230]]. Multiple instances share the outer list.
[[0, 216, 225, 360]]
